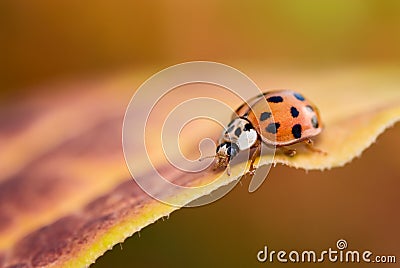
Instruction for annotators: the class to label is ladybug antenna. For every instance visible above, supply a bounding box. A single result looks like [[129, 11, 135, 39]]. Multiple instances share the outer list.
[[198, 154, 217, 162]]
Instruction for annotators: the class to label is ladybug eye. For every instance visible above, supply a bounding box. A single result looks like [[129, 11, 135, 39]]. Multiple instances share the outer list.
[[227, 146, 234, 156], [227, 144, 239, 159]]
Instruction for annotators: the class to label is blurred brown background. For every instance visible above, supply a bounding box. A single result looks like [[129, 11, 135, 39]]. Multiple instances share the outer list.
[[1, 1, 400, 99], [1, 1, 399, 267]]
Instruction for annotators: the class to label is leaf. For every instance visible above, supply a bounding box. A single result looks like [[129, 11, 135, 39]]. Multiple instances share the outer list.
[[0, 67, 399, 267]]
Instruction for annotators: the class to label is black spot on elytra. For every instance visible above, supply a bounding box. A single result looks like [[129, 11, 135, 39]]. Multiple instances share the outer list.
[[235, 127, 242, 137], [311, 116, 319, 128], [260, 112, 271, 121], [225, 125, 234, 134], [267, 96, 283, 103], [305, 105, 314, 112], [292, 124, 302, 139], [290, 107, 299, 118], [294, 93, 305, 101], [266, 122, 280, 134]]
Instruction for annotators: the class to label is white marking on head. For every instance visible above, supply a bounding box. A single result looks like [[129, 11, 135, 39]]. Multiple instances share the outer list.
[[216, 143, 230, 155]]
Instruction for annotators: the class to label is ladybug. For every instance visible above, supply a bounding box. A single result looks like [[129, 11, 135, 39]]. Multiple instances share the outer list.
[[212, 89, 325, 175]]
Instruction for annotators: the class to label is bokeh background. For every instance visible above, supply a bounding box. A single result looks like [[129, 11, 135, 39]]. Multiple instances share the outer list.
[[1, 1, 399, 267], [2, 1, 400, 98]]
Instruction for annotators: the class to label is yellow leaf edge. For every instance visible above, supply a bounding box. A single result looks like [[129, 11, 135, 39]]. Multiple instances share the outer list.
[[62, 105, 400, 268]]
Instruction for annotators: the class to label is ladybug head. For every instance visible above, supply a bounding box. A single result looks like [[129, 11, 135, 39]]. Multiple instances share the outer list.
[[199, 118, 257, 174], [214, 142, 240, 168]]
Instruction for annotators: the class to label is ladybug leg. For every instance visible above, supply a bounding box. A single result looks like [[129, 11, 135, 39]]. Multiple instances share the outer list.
[[226, 163, 231, 176], [248, 143, 261, 175], [212, 163, 218, 171], [212, 159, 231, 175], [280, 147, 296, 157], [304, 138, 327, 155]]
